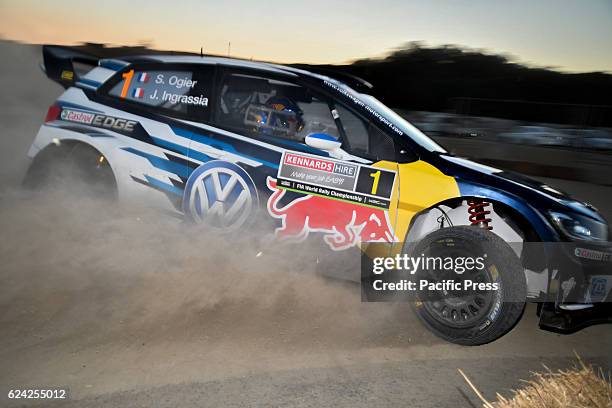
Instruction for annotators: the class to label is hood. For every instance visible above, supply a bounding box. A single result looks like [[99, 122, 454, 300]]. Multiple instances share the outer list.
[[433, 154, 606, 223]]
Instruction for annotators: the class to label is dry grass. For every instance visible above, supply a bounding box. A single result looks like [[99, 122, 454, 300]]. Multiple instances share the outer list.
[[459, 356, 612, 408]]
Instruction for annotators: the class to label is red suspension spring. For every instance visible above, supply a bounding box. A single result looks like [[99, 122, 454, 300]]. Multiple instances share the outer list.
[[467, 199, 493, 230]]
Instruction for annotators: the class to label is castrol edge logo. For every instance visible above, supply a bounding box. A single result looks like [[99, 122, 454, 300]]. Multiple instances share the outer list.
[[60, 109, 95, 124], [60, 108, 137, 133]]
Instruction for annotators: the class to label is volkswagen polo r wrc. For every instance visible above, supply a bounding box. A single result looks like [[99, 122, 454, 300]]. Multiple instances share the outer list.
[[24, 45, 612, 345]]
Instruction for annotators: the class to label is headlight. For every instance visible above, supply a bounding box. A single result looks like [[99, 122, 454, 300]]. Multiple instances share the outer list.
[[549, 211, 609, 241]]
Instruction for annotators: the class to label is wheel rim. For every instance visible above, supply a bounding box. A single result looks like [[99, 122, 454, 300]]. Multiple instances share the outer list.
[[417, 238, 500, 329]]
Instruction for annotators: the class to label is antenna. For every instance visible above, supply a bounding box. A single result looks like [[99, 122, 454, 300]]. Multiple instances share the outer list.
[[228, 42, 231, 57], [200, 47, 203, 57]]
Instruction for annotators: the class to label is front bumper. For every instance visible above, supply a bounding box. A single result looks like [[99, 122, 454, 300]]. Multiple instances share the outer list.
[[538, 241, 612, 333], [538, 302, 612, 334]]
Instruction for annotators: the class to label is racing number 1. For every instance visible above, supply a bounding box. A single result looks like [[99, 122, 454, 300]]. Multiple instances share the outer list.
[[355, 167, 394, 201], [120, 69, 134, 98], [369, 170, 381, 195]]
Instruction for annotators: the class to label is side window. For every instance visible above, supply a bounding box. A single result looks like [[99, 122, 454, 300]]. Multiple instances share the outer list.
[[334, 105, 396, 161], [107, 67, 214, 120], [215, 73, 340, 142]]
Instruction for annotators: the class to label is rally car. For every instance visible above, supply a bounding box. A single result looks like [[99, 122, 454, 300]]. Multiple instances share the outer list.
[[24, 45, 612, 345]]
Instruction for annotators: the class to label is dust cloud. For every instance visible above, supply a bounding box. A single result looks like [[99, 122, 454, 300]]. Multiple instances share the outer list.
[[0, 186, 421, 349]]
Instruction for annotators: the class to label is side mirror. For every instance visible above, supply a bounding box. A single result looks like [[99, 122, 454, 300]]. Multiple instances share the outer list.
[[305, 133, 342, 151]]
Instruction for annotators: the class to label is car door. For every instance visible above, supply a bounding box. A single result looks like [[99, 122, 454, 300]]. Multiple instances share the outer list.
[[183, 68, 400, 270]]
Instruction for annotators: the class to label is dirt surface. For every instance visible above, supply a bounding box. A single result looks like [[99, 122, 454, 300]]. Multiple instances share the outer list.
[[0, 41, 611, 407], [0, 189, 610, 407]]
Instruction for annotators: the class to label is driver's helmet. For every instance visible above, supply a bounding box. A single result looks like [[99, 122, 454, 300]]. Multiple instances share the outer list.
[[245, 96, 304, 139]]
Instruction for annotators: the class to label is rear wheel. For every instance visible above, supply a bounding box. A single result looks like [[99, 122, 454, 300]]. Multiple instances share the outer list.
[[23, 142, 116, 200], [406, 226, 526, 346]]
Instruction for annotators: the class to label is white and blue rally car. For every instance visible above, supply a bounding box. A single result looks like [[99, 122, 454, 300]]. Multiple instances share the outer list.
[[24, 45, 612, 345]]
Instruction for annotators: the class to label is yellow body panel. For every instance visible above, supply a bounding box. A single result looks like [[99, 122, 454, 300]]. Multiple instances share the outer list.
[[374, 159, 460, 244]]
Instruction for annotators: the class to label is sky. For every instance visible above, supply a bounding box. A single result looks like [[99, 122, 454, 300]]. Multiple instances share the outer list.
[[0, 0, 611, 72]]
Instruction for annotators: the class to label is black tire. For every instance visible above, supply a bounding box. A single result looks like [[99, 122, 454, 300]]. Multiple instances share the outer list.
[[406, 226, 526, 346], [23, 142, 116, 200]]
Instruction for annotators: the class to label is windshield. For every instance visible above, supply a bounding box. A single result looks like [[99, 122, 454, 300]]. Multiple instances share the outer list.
[[358, 94, 447, 153]]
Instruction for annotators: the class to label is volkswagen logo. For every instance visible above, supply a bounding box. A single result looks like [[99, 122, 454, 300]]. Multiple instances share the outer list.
[[183, 161, 258, 231]]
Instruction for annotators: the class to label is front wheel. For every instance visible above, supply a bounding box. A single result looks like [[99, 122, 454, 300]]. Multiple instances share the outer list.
[[406, 226, 526, 346]]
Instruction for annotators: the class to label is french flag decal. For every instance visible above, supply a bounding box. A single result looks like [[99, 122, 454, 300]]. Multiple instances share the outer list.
[[133, 88, 144, 98], [138, 72, 150, 83]]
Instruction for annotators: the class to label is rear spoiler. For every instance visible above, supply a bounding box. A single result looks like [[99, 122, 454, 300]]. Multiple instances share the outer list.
[[42, 43, 206, 88], [42, 45, 100, 88]]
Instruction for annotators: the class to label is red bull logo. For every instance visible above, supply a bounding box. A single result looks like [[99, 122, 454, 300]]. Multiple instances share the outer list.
[[266, 177, 396, 251]]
